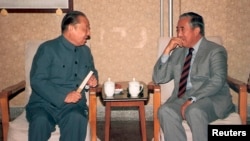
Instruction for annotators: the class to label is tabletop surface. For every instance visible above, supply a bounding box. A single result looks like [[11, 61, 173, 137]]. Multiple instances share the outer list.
[[101, 81, 148, 102]]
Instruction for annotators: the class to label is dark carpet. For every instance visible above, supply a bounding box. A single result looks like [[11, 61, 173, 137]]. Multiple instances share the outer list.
[[97, 121, 153, 141]]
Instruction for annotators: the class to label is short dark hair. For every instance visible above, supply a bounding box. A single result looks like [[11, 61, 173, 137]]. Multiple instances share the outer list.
[[180, 12, 205, 36], [61, 11, 87, 33]]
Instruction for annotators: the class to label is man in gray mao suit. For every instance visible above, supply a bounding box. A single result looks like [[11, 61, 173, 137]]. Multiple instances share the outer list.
[[153, 12, 235, 141]]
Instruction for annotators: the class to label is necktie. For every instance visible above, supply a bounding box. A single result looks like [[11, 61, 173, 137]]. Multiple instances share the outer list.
[[177, 48, 194, 98]]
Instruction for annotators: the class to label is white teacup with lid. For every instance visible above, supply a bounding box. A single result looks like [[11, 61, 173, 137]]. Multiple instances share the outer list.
[[128, 78, 143, 97], [104, 78, 115, 97]]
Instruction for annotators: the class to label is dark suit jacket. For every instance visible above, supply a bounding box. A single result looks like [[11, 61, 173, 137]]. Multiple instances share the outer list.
[[153, 37, 235, 118]]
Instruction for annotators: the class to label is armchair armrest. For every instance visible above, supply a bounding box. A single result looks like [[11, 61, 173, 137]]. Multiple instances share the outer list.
[[88, 84, 102, 141], [1, 80, 26, 98], [148, 81, 161, 141], [227, 76, 246, 92], [147, 81, 160, 93], [227, 76, 247, 125], [0, 80, 26, 141]]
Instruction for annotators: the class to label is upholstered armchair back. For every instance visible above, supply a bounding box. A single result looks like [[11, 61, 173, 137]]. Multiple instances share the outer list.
[[24, 40, 44, 104]]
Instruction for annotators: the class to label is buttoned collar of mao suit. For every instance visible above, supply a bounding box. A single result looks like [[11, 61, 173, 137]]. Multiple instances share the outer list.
[[60, 35, 82, 52]]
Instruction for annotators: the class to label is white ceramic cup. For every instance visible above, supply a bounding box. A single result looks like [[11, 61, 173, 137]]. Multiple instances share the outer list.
[[129, 80, 143, 97], [104, 78, 115, 97]]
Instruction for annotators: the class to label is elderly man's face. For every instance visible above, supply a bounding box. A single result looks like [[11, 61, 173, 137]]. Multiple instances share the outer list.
[[70, 16, 90, 46], [176, 17, 200, 48]]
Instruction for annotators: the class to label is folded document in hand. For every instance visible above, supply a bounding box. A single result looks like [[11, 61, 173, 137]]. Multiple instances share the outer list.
[[76, 71, 94, 93]]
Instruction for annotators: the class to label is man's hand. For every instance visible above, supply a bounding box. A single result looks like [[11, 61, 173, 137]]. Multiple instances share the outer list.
[[181, 100, 192, 120], [87, 75, 98, 87], [163, 37, 183, 55], [64, 91, 82, 103]]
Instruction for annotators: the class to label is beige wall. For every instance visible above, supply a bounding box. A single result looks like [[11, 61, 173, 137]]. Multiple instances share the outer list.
[[0, 0, 249, 106]]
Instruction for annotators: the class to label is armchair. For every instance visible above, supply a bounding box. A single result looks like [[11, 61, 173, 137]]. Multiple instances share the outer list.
[[0, 40, 100, 141], [149, 36, 248, 141]]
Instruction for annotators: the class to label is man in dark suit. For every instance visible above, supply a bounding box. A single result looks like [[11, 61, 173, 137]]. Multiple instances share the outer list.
[[26, 11, 98, 141], [153, 12, 234, 141]]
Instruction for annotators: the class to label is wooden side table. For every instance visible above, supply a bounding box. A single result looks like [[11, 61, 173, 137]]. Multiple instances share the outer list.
[[101, 81, 149, 141]]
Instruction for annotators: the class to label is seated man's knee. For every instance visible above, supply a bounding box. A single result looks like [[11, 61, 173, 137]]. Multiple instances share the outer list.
[[185, 106, 205, 120], [30, 114, 55, 132], [66, 109, 87, 121]]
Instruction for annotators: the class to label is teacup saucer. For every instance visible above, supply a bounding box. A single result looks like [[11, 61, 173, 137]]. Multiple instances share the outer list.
[[114, 89, 123, 94], [105, 95, 114, 98], [130, 95, 139, 97]]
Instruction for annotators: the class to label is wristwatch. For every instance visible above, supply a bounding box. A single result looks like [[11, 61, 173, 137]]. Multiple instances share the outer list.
[[188, 97, 196, 103]]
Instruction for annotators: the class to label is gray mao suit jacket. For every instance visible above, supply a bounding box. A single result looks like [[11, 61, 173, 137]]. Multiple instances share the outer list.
[[153, 37, 235, 118]]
